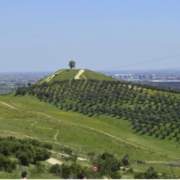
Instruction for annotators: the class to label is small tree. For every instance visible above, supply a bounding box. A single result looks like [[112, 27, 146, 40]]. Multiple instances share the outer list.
[[21, 171, 28, 179], [144, 167, 159, 179], [121, 154, 129, 166], [134, 167, 159, 179], [16, 151, 32, 166], [92, 153, 121, 177], [50, 164, 61, 176], [69, 60, 76, 69]]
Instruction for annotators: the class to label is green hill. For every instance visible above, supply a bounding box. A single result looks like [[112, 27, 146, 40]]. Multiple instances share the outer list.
[[1, 68, 180, 178], [38, 69, 114, 84], [0, 95, 180, 178], [21, 79, 180, 143]]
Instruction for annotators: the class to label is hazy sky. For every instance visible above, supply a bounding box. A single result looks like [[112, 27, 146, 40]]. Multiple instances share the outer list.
[[0, 0, 179, 72]]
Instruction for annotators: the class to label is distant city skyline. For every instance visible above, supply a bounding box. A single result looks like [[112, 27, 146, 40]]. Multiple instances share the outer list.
[[0, 0, 180, 72]]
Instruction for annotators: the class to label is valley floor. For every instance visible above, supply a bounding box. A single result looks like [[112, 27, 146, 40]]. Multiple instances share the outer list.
[[0, 95, 180, 178]]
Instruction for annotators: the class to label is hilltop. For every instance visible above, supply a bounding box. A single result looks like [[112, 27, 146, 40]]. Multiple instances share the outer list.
[[38, 68, 114, 84]]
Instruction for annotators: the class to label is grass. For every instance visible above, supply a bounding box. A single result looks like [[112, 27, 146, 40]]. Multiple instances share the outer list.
[[83, 69, 114, 81], [0, 95, 180, 177], [39, 69, 79, 83], [38, 68, 114, 84]]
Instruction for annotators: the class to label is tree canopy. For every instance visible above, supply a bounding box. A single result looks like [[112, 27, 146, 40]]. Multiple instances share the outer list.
[[68, 60, 76, 69]]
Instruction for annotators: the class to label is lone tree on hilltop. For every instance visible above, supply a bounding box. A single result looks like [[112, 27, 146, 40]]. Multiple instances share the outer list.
[[69, 60, 76, 69]]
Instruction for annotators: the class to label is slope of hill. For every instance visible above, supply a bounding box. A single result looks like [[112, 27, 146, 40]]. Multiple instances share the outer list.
[[0, 95, 180, 178], [2, 68, 180, 178], [38, 69, 114, 84], [21, 79, 180, 143]]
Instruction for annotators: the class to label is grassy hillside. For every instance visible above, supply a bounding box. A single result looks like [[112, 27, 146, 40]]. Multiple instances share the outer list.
[[22, 79, 180, 143], [0, 95, 180, 178], [83, 69, 114, 81], [38, 69, 114, 84]]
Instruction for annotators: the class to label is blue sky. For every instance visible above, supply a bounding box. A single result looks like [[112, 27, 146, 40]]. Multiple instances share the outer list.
[[0, 0, 179, 72]]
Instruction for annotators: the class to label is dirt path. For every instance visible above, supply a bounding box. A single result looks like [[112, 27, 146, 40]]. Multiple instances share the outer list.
[[74, 69, 85, 80], [81, 74, 87, 80], [54, 130, 59, 141], [29, 110, 148, 151], [145, 160, 180, 166], [0, 130, 35, 139], [0, 100, 153, 152], [0, 101, 17, 110], [19, 107, 147, 151], [31, 121, 38, 127], [29, 109, 150, 151], [1, 129, 178, 166], [36, 112, 53, 119], [66, 122, 149, 151], [51, 150, 88, 162], [0, 103, 175, 161], [51, 150, 70, 158], [77, 157, 87, 161], [47, 158, 63, 165], [45, 74, 55, 82]]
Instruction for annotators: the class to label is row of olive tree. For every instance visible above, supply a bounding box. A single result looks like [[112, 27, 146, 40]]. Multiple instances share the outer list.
[[17, 79, 180, 142]]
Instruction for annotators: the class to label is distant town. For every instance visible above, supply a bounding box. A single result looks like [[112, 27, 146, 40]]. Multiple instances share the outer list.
[[109, 71, 180, 82], [0, 72, 47, 94], [1, 70, 180, 94], [107, 70, 180, 91]]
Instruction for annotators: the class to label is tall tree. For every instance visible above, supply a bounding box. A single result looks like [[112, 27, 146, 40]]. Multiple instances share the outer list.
[[69, 60, 76, 69]]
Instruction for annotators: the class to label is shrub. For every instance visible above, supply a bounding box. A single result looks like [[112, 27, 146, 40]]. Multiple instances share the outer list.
[[134, 167, 159, 179], [50, 164, 61, 176], [16, 151, 33, 166], [92, 152, 121, 178], [121, 154, 129, 166], [0, 137, 51, 167], [21, 171, 28, 179], [34, 148, 51, 162], [0, 155, 16, 172]]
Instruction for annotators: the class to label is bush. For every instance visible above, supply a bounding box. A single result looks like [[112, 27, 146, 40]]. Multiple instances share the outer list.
[[121, 154, 129, 166], [21, 171, 28, 179], [34, 148, 51, 162], [16, 151, 33, 166], [92, 153, 121, 178], [134, 167, 159, 179], [0, 155, 16, 172], [0, 137, 51, 167], [50, 163, 91, 179], [144, 167, 159, 179], [50, 164, 61, 176]]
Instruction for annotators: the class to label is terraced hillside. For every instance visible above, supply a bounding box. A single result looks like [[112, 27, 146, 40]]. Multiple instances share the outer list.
[[20, 79, 180, 143], [0, 95, 180, 178]]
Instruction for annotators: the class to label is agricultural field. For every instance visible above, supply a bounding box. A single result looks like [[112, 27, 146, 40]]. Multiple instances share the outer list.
[[21, 79, 180, 143], [0, 95, 180, 178]]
